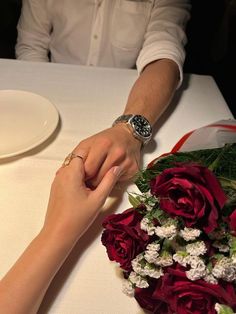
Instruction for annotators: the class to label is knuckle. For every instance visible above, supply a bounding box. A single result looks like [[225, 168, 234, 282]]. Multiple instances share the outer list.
[[112, 147, 126, 160], [98, 137, 113, 149], [74, 141, 87, 153]]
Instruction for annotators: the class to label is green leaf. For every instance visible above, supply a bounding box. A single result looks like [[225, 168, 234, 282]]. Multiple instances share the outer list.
[[230, 236, 236, 256], [218, 178, 236, 210], [128, 192, 141, 208], [151, 208, 165, 220], [215, 303, 235, 314]]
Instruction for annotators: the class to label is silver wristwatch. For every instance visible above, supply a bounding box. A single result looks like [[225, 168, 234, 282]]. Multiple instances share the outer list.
[[112, 114, 152, 145]]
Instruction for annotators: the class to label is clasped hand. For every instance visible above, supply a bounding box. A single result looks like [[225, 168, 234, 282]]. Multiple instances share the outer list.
[[73, 124, 142, 188]]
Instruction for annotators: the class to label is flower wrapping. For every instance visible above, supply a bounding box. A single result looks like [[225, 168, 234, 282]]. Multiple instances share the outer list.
[[102, 120, 236, 314]]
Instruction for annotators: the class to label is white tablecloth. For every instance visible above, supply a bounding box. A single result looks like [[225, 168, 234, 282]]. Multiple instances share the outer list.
[[0, 59, 233, 313]]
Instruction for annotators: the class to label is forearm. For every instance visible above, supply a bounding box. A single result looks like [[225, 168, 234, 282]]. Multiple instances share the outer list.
[[124, 58, 179, 125], [0, 227, 76, 314]]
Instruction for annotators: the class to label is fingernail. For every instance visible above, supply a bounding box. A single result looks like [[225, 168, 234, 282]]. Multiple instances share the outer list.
[[113, 166, 122, 177]]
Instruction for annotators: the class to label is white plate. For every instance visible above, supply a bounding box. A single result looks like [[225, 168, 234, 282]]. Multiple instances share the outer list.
[[0, 90, 59, 158]]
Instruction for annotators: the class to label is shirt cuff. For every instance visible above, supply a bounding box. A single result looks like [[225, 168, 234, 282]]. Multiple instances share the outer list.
[[136, 41, 186, 89]]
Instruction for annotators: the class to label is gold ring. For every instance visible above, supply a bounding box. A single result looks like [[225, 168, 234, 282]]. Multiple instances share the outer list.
[[62, 152, 83, 167]]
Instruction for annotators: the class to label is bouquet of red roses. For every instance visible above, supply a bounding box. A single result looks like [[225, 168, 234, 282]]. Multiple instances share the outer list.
[[101, 121, 236, 314]]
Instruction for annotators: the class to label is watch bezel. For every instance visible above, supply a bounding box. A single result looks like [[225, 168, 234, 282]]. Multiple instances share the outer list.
[[113, 114, 152, 145], [128, 115, 152, 144]]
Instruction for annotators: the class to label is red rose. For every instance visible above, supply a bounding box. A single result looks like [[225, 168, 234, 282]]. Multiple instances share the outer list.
[[101, 208, 150, 272], [162, 266, 236, 314], [135, 279, 171, 314], [150, 164, 227, 233], [230, 210, 236, 234], [135, 266, 236, 314]]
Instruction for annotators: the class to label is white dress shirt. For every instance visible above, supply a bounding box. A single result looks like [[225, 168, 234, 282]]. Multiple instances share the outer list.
[[16, 0, 190, 83]]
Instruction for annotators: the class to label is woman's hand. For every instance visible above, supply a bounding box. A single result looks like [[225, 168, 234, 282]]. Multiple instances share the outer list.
[[44, 151, 121, 242]]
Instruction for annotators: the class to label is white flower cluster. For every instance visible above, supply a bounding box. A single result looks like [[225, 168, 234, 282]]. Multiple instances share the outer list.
[[144, 243, 160, 263], [141, 217, 178, 240], [131, 253, 146, 275], [173, 252, 207, 281], [129, 271, 149, 288], [212, 257, 236, 282], [143, 266, 164, 279], [140, 218, 156, 236], [179, 227, 201, 241], [155, 251, 173, 267], [173, 251, 189, 267], [186, 256, 207, 281], [155, 223, 177, 240], [186, 241, 207, 256], [122, 270, 150, 296], [124, 248, 164, 294], [181, 253, 236, 285], [173, 242, 208, 281], [144, 242, 173, 267], [204, 270, 218, 285], [122, 280, 135, 297], [131, 249, 164, 279]]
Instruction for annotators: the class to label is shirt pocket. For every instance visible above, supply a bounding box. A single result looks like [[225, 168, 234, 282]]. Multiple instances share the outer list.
[[111, 0, 153, 51]]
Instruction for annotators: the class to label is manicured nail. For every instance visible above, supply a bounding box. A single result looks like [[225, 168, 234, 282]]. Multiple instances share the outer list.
[[113, 166, 122, 177]]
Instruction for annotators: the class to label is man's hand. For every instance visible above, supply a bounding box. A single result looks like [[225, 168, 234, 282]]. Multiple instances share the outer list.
[[74, 124, 142, 187]]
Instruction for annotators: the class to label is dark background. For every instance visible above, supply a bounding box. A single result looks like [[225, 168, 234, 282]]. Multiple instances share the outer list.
[[0, 0, 235, 117], [184, 0, 236, 118]]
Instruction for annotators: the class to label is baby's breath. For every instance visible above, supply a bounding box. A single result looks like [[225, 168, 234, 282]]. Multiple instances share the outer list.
[[122, 280, 135, 297], [144, 243, 160, 264], [155, 223, 177, 240], [129, 272, 149, 289], [179, 227, 201, 241], [212, 257, 236, 282], [186, 241, 207, 256]]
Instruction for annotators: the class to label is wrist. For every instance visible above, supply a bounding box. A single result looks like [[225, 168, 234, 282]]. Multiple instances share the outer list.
[[112, 123, 142, 149], [40, 223, 79, 251]]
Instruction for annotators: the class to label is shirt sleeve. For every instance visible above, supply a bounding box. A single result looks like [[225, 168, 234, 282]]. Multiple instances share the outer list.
[[15, 0, 51, 61], [136, 0, 191, 88]]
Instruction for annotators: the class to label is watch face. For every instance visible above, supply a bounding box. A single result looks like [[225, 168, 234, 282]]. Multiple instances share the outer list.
[[130, 115, 152, 139]]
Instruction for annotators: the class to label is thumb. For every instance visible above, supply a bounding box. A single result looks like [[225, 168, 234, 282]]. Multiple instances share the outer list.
[[91, 166, 122, 205]]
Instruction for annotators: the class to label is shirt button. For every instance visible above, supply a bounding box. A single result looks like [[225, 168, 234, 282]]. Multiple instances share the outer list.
[[93, 34, 98, 40]]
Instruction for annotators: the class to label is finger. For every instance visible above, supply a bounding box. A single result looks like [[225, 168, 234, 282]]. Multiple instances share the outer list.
[[69, 155, 85, 183], [83, 146, 108, 179], [87, 148, 126, 187], [72, 147, 88, 161], [56, 152, 86, 184], [91, 166, 122, 205]]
